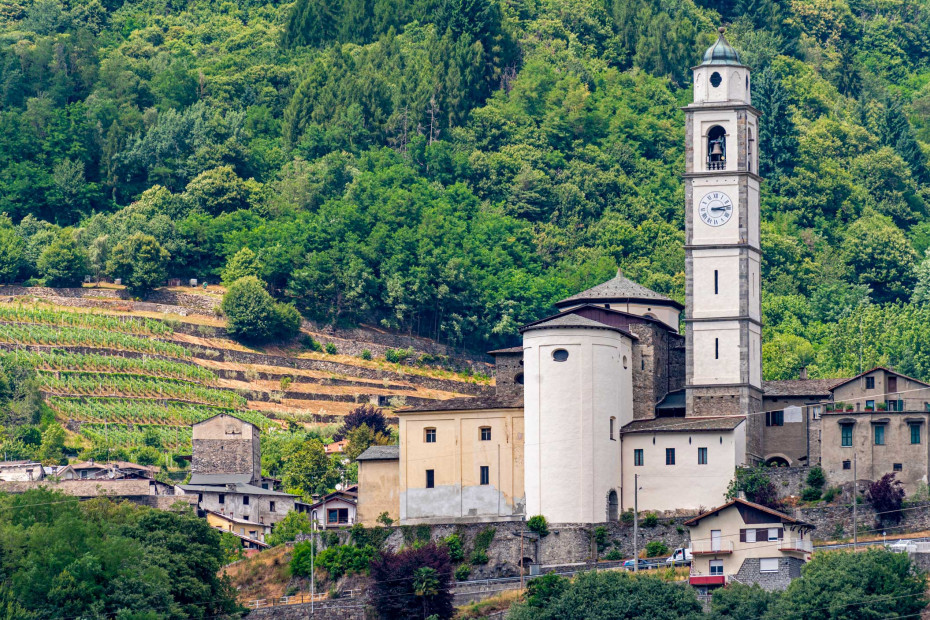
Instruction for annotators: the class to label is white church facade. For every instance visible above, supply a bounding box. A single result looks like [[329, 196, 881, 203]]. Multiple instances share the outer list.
[[372, 29, 806, 525]]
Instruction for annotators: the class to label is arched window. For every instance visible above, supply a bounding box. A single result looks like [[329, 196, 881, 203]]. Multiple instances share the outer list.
[[707, 125, 726, 170], [515, 372, 524, 385], [607, 490, 619, 521]]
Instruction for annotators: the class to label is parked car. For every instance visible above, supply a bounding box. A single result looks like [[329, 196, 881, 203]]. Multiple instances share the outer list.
[[623, 558, 657, 571], [886, 540, 917, 553], [665, 547, 693, 566]]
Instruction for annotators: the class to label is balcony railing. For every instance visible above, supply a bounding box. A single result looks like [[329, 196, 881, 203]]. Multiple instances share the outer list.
[[691, 540, 734, 555], [779, 538, 813, 553], [706, 160, 726, 170]]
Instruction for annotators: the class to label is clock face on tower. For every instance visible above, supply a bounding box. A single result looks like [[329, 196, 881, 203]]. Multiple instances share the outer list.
[[698, 191, 733, 227]]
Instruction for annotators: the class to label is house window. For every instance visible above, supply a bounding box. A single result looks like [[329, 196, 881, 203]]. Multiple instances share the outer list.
[[243, 495, 250, 506], [865, 400, 875, 410], [426, 470, 434, 488], [425, 428, 436, 443], [887, 400, 904, 412], [698, 447, 708, 465], [269, 501, 276, 512], [742, 528, 757, 543], [760, 558, 779, 573], [480, 466, 490, 485], [766, 411, 784, 427], [634, 449, 644, 467], [610, 417, 616, 440], [328, 508, 349, 524], [874, 425, 885, 445], [666, 448, 676, 465], [218, 494, 225, 505], [866, 376, 875, 389], [480, 427, 491, 441], [198, 493, 203, 503], [80, 470, 88, 479], [911, 424, 921, 445], [714, 270, 719, 294], [710, 560, 724, 576], [843, 460, 851, 470], [768, 528, 780, 542], [841, 423, 853, 447], [894, 463, 903, 472]]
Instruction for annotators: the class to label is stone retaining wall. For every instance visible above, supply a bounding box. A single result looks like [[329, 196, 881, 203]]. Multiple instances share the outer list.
[[245, 599, 368, 619], [767, 466, 808, 499]]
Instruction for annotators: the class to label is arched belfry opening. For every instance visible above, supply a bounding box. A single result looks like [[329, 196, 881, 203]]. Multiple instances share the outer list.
[[607, 489, 619, 521], [707, 126, 726, 170]]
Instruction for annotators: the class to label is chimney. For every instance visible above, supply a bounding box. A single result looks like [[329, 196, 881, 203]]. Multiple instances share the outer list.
[[799, 367, 808, 381]]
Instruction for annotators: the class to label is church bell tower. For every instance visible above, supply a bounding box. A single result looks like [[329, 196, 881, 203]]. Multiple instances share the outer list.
[[684, 28, 763, 458]]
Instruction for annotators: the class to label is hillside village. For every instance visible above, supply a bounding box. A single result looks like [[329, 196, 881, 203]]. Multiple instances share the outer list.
[[3, 28, 930, 619]]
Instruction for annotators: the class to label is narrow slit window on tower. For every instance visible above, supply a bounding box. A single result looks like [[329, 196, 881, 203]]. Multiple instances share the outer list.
[[715, 338, 719, 359], [610, 417, 616, 440], [714, 270, 719, 294]]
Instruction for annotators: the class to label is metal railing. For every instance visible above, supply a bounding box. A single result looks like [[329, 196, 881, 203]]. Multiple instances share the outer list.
[[780, 538, 813, 553], [691, 540, 734, 554]]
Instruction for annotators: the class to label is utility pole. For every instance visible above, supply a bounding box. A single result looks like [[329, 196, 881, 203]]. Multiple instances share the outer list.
[[310, 519, 316, 614], [853, 454, 858, 548], [633, 474, 639, 573], [520, 516, 525, 591]]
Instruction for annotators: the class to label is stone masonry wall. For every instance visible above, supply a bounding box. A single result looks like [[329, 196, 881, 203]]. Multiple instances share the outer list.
[[191, 438, 257, 479], [493, 353, 523, 399], [734, 556, 804, 591]]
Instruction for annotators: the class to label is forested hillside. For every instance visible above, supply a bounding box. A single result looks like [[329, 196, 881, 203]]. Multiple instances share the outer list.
[[1, 0, 930, 380]]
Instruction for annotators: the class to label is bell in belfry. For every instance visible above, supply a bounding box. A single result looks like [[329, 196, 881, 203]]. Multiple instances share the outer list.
[[710, 140, 723, 157]]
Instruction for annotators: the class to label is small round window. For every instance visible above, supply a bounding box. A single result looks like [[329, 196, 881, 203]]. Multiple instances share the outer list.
[[515, 372, 524, 385], [552, 349, 569, 362], [710, 71, 722, 88]]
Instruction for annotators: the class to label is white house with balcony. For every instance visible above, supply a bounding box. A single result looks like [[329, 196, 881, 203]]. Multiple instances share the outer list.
[[684, 498, 814, 592]]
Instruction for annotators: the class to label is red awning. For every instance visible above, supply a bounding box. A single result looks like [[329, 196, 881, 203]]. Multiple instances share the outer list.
[[690, 575, 726, 586]]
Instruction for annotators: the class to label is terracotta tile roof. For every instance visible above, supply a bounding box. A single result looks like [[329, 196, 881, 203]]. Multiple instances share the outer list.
[[621, 416, 745, 434], [398, 395, 523, 413], [829, 366, 930, 391], [684, 497, 814, 528], [763, 378, 848, 397], [555, 270, 684, 310]]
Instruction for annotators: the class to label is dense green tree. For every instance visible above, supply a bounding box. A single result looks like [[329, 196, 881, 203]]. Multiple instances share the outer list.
[[36, 229, 87, 287], [508, 570, 702, 620], [221, 247, 262, 285], [107, 233, 170, 296], [0, 220, 26, 283], [281, 438, 339, 496], [842, 215, 917, 303], [221, 276, 301, 343]]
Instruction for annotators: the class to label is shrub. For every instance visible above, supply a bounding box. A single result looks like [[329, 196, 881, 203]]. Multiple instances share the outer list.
[[221, 276, 300, 343], [376, 511, 394, 527], [280, 376, 293, 390], [443, 534, 465, 562], [361, 349, 372, 360], [822, 486, 839, 503], [454, 564, 471, 581], [369, 543, 453, 620], [726, 465, 782, 510], [308, 544, 376, 580], [334, 404, 389, 440], [221, 247, 262, 285], [603, 549, 624, 561], [266, 511, 313, 547], [594, 526, 609, 552], [645, 541, 670, 558], [325, 342, 337, 354], [801, 487, 822, 502], [621, 509, 634, 524], [806, 467, 826, 489], [642, 512, 658, 527], [469, 550, 489, 565], [867, 473, 906, 520], [527, 515, 549, 537]]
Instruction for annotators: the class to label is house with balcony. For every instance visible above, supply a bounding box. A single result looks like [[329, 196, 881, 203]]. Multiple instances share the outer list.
[[685, 498, 814, 592], [820, 367, 930, 496]]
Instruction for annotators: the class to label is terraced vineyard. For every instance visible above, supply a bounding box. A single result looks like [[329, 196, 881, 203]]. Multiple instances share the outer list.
[[0, 296, 493, 454]]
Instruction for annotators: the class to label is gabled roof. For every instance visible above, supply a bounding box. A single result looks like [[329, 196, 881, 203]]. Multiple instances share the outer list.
[[179, 481, 297, 497], [356, 445, 400, 461], [205, 509, 273, 529], [622, 416, 744, 434], [192, 412, 260, 430], [684, 497, 813, 529], [829, 366, 930, 392], [554, 270, 683, 310], [487, 346, 523, 355], [305, 491, 358, 510], [763, 379, 848, 397]]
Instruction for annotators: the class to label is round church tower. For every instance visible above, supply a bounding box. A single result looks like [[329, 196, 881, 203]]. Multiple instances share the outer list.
[[521, 314, 633, 523]]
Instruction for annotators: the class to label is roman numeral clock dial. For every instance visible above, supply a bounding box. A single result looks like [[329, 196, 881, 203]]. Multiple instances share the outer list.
[[698, 192, 733, 227]]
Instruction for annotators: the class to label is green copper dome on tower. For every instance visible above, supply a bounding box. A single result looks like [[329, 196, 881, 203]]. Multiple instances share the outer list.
[[700, 27, 742, 66]]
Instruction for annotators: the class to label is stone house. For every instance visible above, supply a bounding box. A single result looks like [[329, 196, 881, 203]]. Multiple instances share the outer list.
[[356, 445, 399, 526], [760, 377, 842, 467], [0, 460, 45, 481], [685, 498, 814, 592], [58, 460, 157, 480]]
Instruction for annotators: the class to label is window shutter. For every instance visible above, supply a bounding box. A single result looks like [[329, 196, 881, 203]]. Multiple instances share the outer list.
[[778, 528, 784, 539], [757, 528, 767, 540], [740, 529, 746, 542]]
